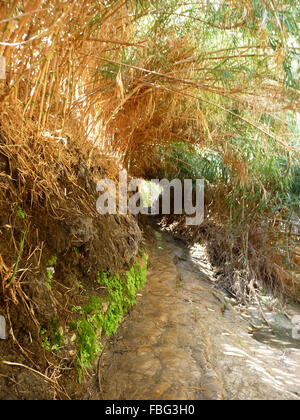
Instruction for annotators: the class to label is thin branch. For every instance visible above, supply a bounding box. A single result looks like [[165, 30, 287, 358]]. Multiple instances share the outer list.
[[85, 38, 147, 48], [135, 8, 250, 30], [0, 30, 49, 46]]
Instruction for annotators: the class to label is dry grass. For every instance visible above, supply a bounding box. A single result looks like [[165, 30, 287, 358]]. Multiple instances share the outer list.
[[0, 1, 298, 175], [0, 0, 298, 299], [162, 207, 300, 302]]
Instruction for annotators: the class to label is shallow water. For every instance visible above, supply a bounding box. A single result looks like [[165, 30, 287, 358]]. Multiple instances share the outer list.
[[99, 227, 300, 400], [252, 328, 300, 350]]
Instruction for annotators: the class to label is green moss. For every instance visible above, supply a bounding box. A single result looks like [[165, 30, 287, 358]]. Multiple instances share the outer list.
[[46, 255, 57, 266], [71, 254, 147, 380], [71, 297, 104, 372], [46, 270, 53, 290], [40, 318, 63, 352], [99, 254, 147, 336]]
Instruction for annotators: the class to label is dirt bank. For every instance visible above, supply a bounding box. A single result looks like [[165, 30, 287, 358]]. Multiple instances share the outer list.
[[0, 141, 144, 399], [0, 206, 143, 399]]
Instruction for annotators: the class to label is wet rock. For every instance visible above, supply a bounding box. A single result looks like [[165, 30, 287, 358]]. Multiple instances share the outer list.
[[265, 313, 293, 335], [100, 227, 300, 401]]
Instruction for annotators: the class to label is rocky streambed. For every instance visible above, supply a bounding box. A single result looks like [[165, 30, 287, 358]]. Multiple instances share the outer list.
[[99, 227, 300, 400]]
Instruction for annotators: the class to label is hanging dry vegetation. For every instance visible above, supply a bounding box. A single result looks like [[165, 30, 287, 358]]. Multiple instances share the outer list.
[[0, 0, 298, 288]]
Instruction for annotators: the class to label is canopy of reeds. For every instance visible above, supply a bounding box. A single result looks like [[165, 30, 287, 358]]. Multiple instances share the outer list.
[[0, 0, 299, 297]]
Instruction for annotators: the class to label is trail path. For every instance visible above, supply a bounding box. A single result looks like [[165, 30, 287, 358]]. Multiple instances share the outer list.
[[100, 228, 300, 400]]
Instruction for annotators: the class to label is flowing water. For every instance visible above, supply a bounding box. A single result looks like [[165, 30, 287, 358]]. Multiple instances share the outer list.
[[99, 227, 300, 400]]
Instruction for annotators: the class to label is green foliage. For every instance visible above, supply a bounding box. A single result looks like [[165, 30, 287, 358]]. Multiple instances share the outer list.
[[17, 205, 27, 219], [71, 254, 147, 378], [73, 247, 80, 255], [47, 255, 57, 266], [40, 318, 63, 352], [46, 256, 58, 289], [46, 271, 53, 290], [291, 166, 300, 196], [161, 143, 227, 184], [52, 317, 63, 348], [41, 334, 51, 351], [98, 254, 147, 335], [71, 297, 104, 372], [163, 136, 298, 224], [9, 230, 27, 285]]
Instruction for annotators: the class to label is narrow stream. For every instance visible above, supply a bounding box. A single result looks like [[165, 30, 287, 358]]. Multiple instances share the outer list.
[[99, 226, 300, 400]]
